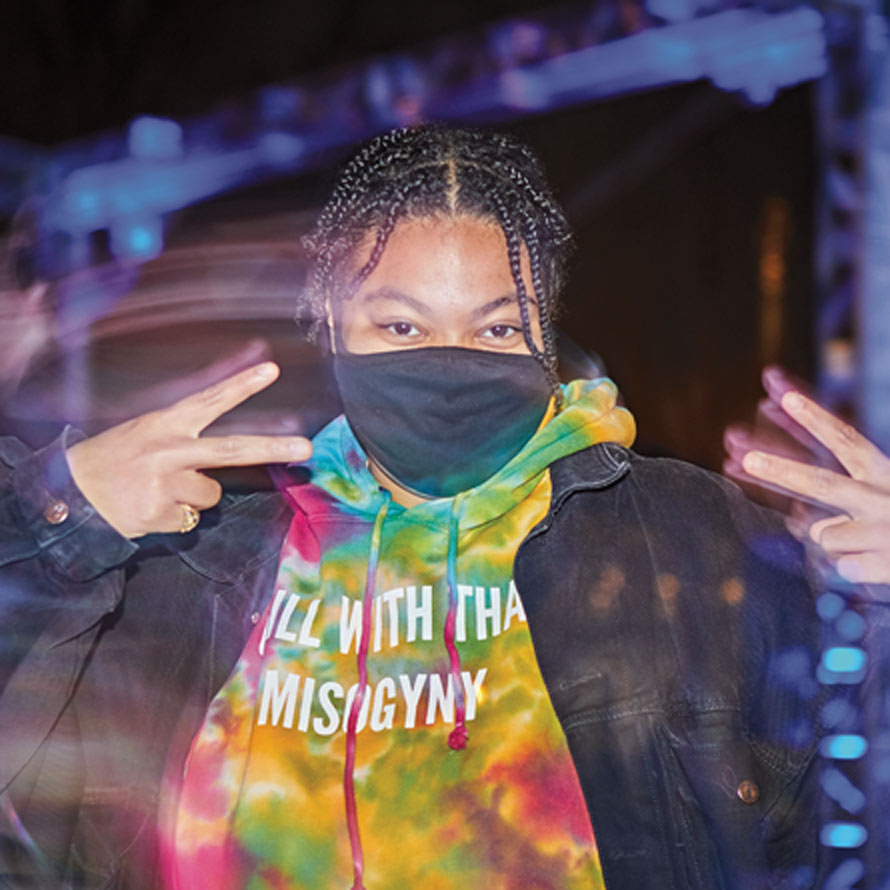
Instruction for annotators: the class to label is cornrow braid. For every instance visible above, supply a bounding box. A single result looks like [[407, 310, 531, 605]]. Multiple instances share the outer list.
[[483, 183, 550, 374], [522, 220, 562, 385], [299, 125, 575, 400], [351, 193, 405, 292]]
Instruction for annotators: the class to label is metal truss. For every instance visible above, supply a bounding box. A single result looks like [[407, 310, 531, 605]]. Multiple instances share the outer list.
[[0, 0, 827, 277]]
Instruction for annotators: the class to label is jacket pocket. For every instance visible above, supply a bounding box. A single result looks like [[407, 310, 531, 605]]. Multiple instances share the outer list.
[[562, 705, 776, 890]]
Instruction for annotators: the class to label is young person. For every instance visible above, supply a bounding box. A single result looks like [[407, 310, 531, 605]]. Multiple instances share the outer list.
[[0, 126, 823, 889]]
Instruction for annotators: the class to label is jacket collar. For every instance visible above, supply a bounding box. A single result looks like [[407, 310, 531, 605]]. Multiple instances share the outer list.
[[516, 442, 631, 546], [548, 441, 632, 512]]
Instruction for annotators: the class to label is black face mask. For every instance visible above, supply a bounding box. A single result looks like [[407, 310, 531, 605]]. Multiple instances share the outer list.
[[332, 346, 553, 498]]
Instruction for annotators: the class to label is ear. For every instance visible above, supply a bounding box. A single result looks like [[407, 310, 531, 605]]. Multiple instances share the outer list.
[[324, 294, 338, 354]]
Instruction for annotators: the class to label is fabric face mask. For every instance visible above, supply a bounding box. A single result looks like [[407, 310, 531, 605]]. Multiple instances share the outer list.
[[332, 346, 553, 498]]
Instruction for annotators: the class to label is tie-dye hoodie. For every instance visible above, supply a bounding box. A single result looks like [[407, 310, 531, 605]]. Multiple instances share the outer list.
[[173, 378, 635, 890]]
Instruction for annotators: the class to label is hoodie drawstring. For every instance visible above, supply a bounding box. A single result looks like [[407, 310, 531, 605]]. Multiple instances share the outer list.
[[444, 493, 468, 750], [344, 499, 389, 890], [344, 492, 468, 888]]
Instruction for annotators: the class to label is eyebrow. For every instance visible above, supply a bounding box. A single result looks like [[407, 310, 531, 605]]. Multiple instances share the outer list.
[[361, 287, 433, 317], [361, 287, 538, 320], [471, 293, 539, 320]]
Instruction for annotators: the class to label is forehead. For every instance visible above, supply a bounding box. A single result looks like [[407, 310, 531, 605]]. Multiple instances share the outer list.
[[368, 214, 507, 277], [345, 215, 521, 312]]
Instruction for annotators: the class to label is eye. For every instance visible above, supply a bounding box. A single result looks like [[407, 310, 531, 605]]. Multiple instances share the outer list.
[[480, 323, 522, 341], [381, 321, 421, 338]]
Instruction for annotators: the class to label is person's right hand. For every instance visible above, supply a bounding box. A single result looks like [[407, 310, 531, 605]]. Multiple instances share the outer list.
[[66, 362, 313, 539]]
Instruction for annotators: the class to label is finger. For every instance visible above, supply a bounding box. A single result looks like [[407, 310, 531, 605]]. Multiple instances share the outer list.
[[150, 477, 223, 534], [209, 411, 305, 436], [723, 455, 767, 489], [762, 365, 816, 404], [785, 500, 832, 540], [757, 398, 837, 467], [724, 421, 816, 467], [815, 517, 890, 555], [174, 471, 224, 511], [165, 362, 281, 434], [183, 434, 312, 469], [741, 450, 875, 516], [779, 391, 890, 486], [723, 455, 800, 514], [836, 552, 890, 586], [725, 452, 805, 505], [139, 500, 199, 536], [783, 506, 835, 540], [790, 498, 827, 525], [125, 474, 223, 536], [176, 340, 275, 397], [808, 514, 848, 548], [723, 427, 753, 465], [723, 453, 788, 496]]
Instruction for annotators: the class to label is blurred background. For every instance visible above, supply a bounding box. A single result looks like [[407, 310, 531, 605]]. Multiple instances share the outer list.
[[0, 0, 887, 474]]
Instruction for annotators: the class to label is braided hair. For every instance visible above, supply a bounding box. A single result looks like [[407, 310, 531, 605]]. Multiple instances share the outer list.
[[300, 125, 574, 399]]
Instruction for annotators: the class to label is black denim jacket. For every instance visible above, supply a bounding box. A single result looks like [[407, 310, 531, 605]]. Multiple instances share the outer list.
[[0, 432, 824, 889], [516, 443, 825, 890]]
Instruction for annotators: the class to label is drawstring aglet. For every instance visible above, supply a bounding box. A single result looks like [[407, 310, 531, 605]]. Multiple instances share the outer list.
[[447, 723, 468, 750]]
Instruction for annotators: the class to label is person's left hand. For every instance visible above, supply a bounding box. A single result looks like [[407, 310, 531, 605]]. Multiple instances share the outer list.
[[730, 383, 890, 585]]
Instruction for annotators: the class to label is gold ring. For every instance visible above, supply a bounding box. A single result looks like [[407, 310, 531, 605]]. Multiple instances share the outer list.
[[179, 503, 200, 534]]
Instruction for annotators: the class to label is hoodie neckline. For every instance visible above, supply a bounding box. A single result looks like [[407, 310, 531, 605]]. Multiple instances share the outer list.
[[292, 377, 636, 531]]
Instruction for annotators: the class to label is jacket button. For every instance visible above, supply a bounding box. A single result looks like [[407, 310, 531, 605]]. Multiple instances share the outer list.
[[737, 779, 760, 805], [44, 500, 70, 525], [250, 611, 261, 625]]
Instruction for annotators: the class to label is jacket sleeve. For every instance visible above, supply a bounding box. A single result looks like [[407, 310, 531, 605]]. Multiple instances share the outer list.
[[0, 429, 138, 791]]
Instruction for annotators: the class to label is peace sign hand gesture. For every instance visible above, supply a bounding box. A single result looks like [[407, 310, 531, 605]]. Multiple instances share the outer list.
[[66, 362, 312, 539], [725, 368, 890, 587]]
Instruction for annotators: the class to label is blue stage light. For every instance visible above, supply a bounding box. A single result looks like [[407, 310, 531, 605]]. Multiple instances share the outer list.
[[818, 646, 867, 684], [817, 592, 846, 621], [820, 766, 866, 814], [820, 698, 858, 731], [820, 822, 868, 849], [823, 859, 866, 888], [823, 647, 866, 673], [820, 734, 868, 760], [128, 227, 153, 254], [835, 611, 866, 642], [110, 216, 163, 261]]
